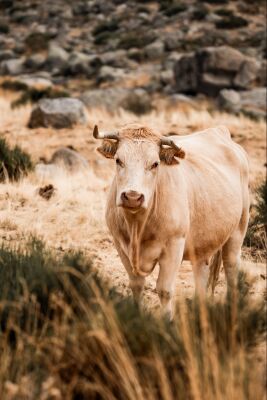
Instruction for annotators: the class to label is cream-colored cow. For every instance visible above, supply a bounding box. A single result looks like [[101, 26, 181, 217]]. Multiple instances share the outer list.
[[93, 124, 249, 318]]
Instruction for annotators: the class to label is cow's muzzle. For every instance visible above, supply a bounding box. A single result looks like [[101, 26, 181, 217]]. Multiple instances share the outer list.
[[121, 190, 144, 209]]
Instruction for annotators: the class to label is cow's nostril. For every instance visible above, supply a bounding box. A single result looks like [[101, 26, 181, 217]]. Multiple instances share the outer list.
[[121, 192, 128, 201], [138, 194, 144, 203]]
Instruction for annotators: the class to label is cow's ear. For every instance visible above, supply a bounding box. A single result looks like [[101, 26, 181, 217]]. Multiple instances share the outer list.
[[97, 139, 118, 159], [159, 146, 185, 165]]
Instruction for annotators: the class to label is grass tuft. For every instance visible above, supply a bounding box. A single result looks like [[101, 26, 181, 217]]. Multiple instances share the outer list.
[[0, 138, 33, 182]]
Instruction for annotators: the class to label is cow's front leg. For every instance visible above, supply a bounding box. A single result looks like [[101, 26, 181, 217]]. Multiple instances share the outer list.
[[157, 237, 185, 320], [113, 239, 145, 302]]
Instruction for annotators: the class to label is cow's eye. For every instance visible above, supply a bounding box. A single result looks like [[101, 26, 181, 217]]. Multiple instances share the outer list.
[[151, 162, 159, 170], [116, 158, 124, 167]]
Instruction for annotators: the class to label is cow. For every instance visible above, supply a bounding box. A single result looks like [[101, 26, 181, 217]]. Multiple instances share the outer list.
[[93, 124, 249, 319]]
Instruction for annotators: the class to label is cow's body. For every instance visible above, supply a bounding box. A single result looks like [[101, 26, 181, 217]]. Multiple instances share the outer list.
[[95, 125, 249, 318]]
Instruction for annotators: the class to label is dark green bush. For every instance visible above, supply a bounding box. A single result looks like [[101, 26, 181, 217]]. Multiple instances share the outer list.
[[1, 81, 70, 108], [215, 8, 234, 17], [0, 138, 32, 182], [215, 15, 249, 29], [92, 19, 119, 36], [192, 5, 209, 20], [118, 31, 156, 49], [244, 181, 267, 249], [0, 23, 9, 34]]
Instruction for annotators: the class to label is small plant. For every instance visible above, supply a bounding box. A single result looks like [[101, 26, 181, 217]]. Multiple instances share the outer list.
[[1, 81, 70, 108], [118, 31, 156, 49], [0, 138, 33, 182], [215, 15, 248, 29], [244, 180, 267, 250], [215, 8, 234, 17], [92, 19, 119, 36]]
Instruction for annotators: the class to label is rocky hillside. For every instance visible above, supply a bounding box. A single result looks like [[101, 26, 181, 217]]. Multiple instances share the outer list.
[[0, 0, 266, 117]]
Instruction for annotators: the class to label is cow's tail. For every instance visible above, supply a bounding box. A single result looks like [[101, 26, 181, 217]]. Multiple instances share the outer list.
[[207, 249, 223, 294]]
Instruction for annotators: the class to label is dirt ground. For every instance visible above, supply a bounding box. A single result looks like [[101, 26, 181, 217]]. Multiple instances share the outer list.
[[0, 95, 266, 310]]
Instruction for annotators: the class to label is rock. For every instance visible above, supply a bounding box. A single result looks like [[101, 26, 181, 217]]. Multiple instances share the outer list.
[[234, 58, 261, 89], [0, 50, 15, 62], [49, 147, 89, 172], [0, 58, 25, 75], [198, 46, 245, 73], [218, 87, 266, 119], [122, 88, 152, 115], [14, 76, 53, 90], [66, 51, 98, 76], [240, 88, 266, 118], [174, 46, 262, 96], [97, 65, 125, 82], [218, 89, 241, 112], [81, 87, 129, 110], [24, 53, 46, 71], [46, 43, 69, 71], [99, 50, 129, 68], [28, 98, 88, 129], [145, 40, 165, 60], [174, 53, 198, 93]]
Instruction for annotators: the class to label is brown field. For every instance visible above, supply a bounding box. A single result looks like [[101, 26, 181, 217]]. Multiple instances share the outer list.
[[0, 94, 266, 399]]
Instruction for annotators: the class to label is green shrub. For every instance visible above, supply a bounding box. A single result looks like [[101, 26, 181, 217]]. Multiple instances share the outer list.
[[244, 181, 267, 250], [92, 19, 119, 36], [0, 240, 265, 399], [215, 15, 248, 29], [1, 81, 70, 108], [192, 5, 209, 20], [215, 8, 234, 17], [94, 31, 114, 45], [118, 31, 156, 49], [0, 138, 32, 182]]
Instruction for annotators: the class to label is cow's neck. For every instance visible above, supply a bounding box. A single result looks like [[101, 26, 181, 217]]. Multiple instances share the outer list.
[[121, 189, 157, 276]]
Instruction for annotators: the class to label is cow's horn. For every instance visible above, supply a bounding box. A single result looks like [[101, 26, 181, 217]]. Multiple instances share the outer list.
[[160, 137, 180, 150], [93, 125, 119, 140]]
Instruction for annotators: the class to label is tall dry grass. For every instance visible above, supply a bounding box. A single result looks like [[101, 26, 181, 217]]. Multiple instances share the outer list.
[[0, 240, 265, 400]]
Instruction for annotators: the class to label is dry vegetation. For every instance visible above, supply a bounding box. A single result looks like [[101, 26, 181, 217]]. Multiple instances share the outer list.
[[0, 94, 266, 399]]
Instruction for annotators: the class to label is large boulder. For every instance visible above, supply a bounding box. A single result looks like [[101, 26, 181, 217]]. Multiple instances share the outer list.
[[0, 58, 25, 75], [218, 87, 266, 119], [46, 43, 69, 71], [174, 46, 263, 96], [49, 147, 89, 172], [28, 98, 88, 129]]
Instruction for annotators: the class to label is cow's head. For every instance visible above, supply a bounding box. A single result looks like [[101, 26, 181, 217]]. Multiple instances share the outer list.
[[93, 125, 185, 212]]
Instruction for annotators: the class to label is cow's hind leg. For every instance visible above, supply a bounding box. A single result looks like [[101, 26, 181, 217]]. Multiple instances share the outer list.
[[222, 203, 249, 291], [157, 237, 185, 320], [222, 233, 242, 290]]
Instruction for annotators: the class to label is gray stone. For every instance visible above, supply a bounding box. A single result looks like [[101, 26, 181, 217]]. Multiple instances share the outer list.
[[122, 88, 152, 115], [218, 89, 241, 113], [24, 53, 46, 70], [28, 98, 88, 129], [197, 46, 245, 73], [240, 87, 266, 113], [81, 87, 129, 110], [14, 76, 53, 90], [0, 50, 15, 62], [49, 147, 89, 172], [145, 40, 165, 60], [174, 53, 198, 93], [234, 58, 261, 89], [98, 65, 125, 82], [46, 43, 69, 70], [66, 51, 96, 76], [0, 58, 25, 75]]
